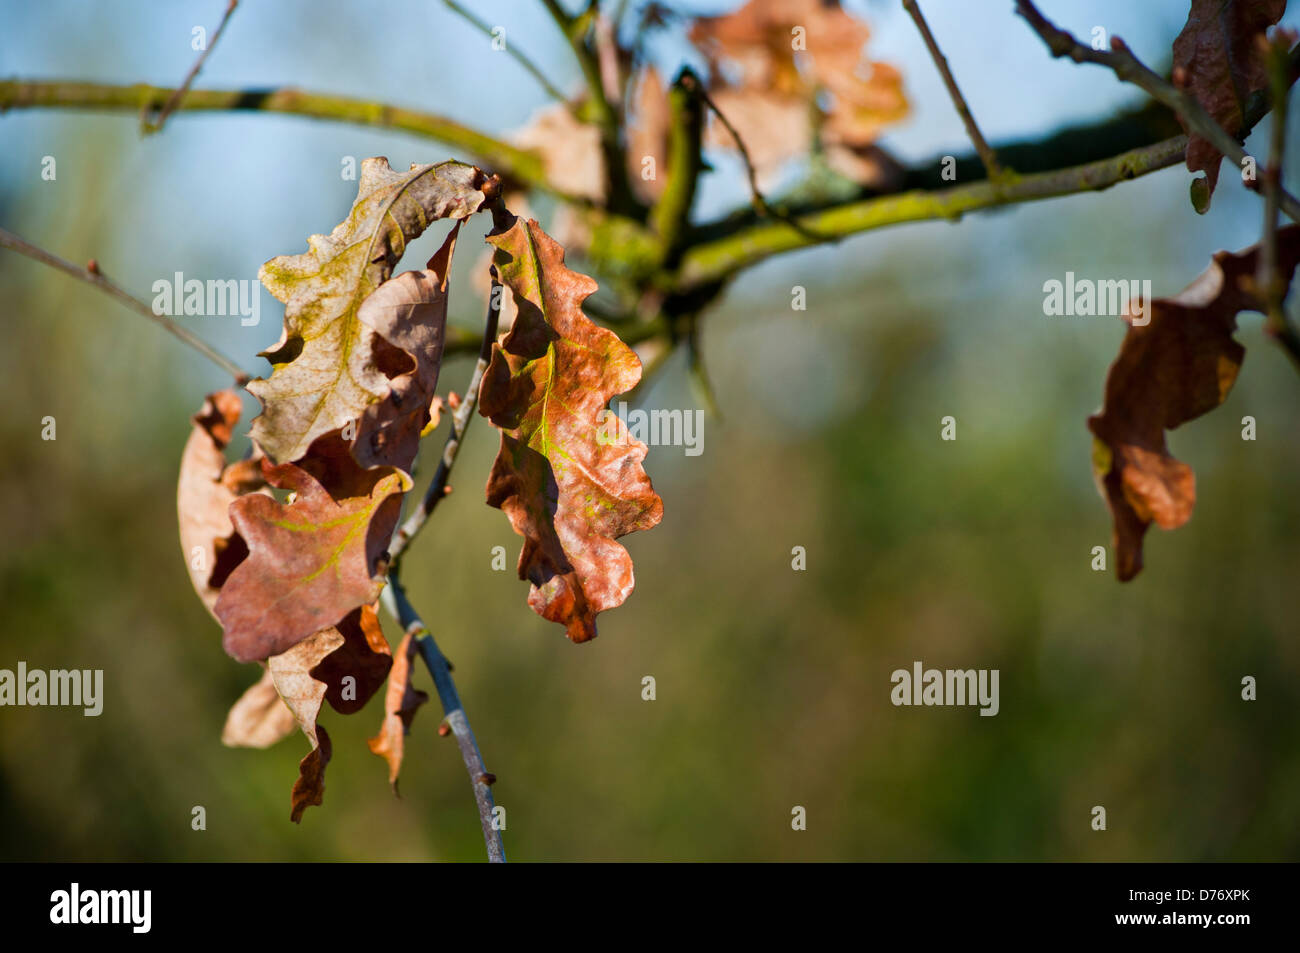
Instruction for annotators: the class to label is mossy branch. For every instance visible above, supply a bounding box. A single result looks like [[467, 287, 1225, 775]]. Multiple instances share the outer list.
[[0, 79, 575, 201]]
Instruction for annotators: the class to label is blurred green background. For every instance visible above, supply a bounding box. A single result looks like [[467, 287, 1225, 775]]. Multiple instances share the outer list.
[[2, 0, 1298, 861]]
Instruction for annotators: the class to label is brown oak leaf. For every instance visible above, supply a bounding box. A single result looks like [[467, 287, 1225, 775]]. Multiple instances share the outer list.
[[367, 631, 429, 792], [311, 604, 393, 716], [690, 0, 908, 182], [478, 216, 663, 642], [267, 627, 344, 822], [1172, 0, 1286, 202], [1088, 224, 1300, 580], [214, 438, 411, 662], [350, 223, 458, 471], [177, 391, 268, 617], [251, 158, 489, 465]]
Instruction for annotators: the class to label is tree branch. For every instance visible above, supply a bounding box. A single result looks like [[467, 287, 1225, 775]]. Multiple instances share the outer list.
[[380, 573, 505, 863], [1015, 0, 1300, 221], [676, 134, 1188, 289], [145, 0, 239, 133], [0, 79, 568, 201], [903, 0, 1004, 181], [388, 267, 502, 565], [0, 226, 250, 385]]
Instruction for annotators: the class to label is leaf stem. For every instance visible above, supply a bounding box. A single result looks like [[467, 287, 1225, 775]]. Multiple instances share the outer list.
[[0, 226, 250, 385]]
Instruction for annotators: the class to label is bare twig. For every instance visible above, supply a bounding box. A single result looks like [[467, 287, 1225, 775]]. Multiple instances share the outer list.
[[443, 0, 570, 106], [0, 226, 250, 385], [145, 0, 240, 133], [903, 0, 1004, 181], [687, 70, 838, 245], [380, 573, 505, 863], [388, 267, 502, 565], [1015, 0, 1300, 222]]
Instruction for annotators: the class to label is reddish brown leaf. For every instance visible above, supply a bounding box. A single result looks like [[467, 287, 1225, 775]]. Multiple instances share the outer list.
[[478, 216, 663, 642], [1088, 224, 1300, 580], [1172, 0, 1286, 201], [177, 390, 267, 617], [214, 439, 411, 662], [367, 631, 429, 792], [311, 604, 393, 715], [265, 627, 343, 822], [350, 224, 457, 472], [689, 0, 908, 182]]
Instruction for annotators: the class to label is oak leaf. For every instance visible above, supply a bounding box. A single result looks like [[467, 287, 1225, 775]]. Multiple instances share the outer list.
[[1172, 0, 1286, 202], [177, 390, 267, 617], [478, 216, 663, 642], [690, 0, 908, 182], [214, 438, 411, 662], [350, 223, 458, 471], [367, 631, 429, 792], [221, 667, 297, 749], [267, 626, 344, 822], [250, 158, 488, 464], [1088, 224, 1300, 580]]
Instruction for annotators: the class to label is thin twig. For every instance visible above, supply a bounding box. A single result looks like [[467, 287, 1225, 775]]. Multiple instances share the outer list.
[[1258, 31, 1300, 369], [443, 0, 570, 106], [687, 71, 838, 244], [1015, 0, 1300, 222], [380, 574, 505, 863], [145, 0, 240, 133], [903, 0, 1004, 181], [388, 268, 502, 565], [0, 226, 250, 385]]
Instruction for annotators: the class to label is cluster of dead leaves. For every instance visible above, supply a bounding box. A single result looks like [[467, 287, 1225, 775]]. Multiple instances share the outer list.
[[510, 0, 908, 212], [1086, 0, 1297, 578], [1172, 0, 1287, 207], [178, 158, 661, 820]]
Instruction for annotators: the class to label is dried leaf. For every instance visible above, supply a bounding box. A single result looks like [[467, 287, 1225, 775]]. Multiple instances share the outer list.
[[690, 0, 907, 180], [1088, 225, 1300, 580], [628, 66, 672, 203], [250, 158, 488, 465], [367, 631, 429, 791], [177, 391, 266, 617], [221, 667, 296, 748], [479, 217, 663, 642], [350, 224, 457, 471], [267, 628, 344, 822], [1172, 0, 1286, 201], [214, 439, 411, 662], [311, 604, 392, 715], [512, 106, 606, 203]]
